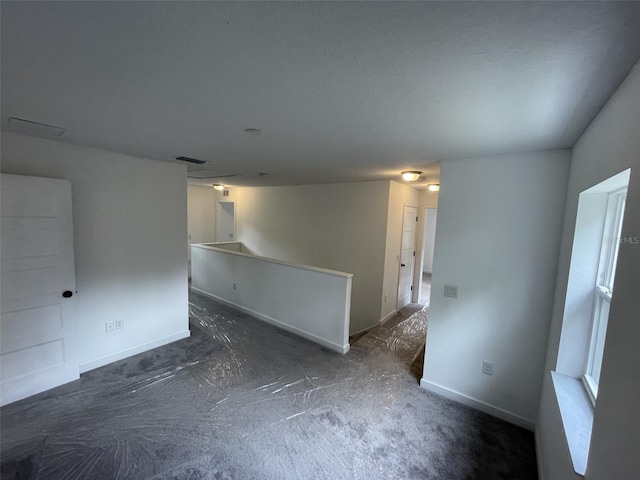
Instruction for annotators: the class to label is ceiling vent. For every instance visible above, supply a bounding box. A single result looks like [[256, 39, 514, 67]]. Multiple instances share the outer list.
[[176, 156, 208, 165], [7, 117, 67, 138], [187, 173, 237, 180]]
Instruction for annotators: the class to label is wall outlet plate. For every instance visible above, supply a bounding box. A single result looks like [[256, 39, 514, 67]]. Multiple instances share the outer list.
[[116, 319, 124, 330], [105, 320, 115, 333]]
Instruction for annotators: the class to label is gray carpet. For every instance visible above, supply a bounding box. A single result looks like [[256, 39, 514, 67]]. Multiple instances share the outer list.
[[1, 292, 537, 479]]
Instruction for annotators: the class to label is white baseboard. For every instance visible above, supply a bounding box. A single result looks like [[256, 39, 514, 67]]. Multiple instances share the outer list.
[[344, 309, 398, 337], [535, 427, 545, 480], [192, 288, 350, 354], [349, 325, 372, 336], [420, 378, 535, 431], [379, 309, 398, 325], [79, 330, 191, 374]]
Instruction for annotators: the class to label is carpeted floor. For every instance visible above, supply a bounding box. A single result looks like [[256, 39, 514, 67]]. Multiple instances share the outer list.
[[350, 273, 431, 344], [1, 292, 537, 479]]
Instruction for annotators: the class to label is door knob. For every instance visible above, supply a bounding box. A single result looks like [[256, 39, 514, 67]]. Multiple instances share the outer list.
[[401, 263, 406, 267], [62, 290, 73, 298]]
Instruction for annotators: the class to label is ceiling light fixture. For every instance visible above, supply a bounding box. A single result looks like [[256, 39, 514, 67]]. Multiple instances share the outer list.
[[428, 184, 440, 192], [401, 171, 422, 182], [212, 184, 225, 191]]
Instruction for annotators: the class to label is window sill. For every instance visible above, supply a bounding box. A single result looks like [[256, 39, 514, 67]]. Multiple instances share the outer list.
[[551, 371, 594, 477]]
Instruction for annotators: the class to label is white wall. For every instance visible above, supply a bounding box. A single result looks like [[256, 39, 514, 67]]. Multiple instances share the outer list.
[[381, 181, 419, 321], [187, 185, 217, 245], [536, 63, 640, 480], [191, 244, 352, 353], [187, 185, 217, 275], [1, 132, 190, 371], [418, 189, 439, 209], [421, 150, 571, 429], [422, 209, 437, 274], [216, 201, 236, 242], [210, 241, 252, 253], [214, 182, 390, 334], [414, 189, 439, 300]]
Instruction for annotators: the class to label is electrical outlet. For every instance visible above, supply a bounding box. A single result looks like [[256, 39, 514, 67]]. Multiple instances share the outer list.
[[444, 284, 458, 298], [105, 320, 115, 333], [116, 319, 124, 330], [482, 360, 494, 376], [232, 282, 237, 290]]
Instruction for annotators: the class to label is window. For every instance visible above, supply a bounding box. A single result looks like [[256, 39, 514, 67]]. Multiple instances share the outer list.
[[582, 188, 627, 404], [553, 169, 630, 475]]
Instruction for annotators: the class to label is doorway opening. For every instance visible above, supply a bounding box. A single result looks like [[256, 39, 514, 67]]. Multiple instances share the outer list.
[[417, 208, 437, 309], [216, 201, 235, 242]]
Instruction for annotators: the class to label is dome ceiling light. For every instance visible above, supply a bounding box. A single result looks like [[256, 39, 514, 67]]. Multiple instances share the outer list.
[[401, 171, 422, 182]]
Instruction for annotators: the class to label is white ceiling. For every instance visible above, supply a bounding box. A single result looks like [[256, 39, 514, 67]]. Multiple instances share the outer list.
[[2, 1, 639, 188]]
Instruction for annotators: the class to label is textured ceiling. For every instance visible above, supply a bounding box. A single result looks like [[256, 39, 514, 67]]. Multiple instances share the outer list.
[[2, 1, 639, 188]]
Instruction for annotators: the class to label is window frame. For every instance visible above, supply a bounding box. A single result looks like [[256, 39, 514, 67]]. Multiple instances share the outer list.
[[582, 188, 627, 405]]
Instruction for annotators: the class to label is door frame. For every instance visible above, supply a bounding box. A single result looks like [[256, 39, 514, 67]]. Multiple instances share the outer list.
[[396, 203, 418, 310], [413, 207, 438, 303]]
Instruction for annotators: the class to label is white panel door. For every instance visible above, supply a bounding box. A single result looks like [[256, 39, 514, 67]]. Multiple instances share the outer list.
[[397, 205, 418, 309], [1, 173, 78, 406]]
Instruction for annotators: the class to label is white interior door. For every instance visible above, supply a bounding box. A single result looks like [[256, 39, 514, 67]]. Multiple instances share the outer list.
[[397, 205, 418, 309], [1, 173, 79, 406]]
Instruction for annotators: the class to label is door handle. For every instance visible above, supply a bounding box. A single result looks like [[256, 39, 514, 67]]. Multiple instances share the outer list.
[[62, 290, 73, 298], [401, 263, 406, 267]]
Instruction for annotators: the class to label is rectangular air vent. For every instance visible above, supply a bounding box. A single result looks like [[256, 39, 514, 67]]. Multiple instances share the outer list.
[[7, 117, 67, 138], [176, 156, 207, 165], [187, 174, 237, 180]]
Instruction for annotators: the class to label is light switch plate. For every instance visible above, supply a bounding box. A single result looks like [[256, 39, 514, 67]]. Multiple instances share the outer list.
[[482, 361, 494, 376], [444, 284, 458, 298]]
